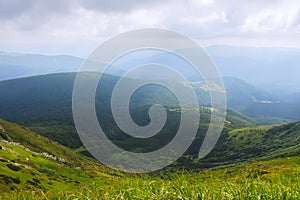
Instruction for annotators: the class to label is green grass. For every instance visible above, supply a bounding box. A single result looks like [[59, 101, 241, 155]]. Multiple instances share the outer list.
[[0, 119, 122, 197], [1, 156, 300, 199], [1, 119, 300, 199], [202, 122, 300, 166]]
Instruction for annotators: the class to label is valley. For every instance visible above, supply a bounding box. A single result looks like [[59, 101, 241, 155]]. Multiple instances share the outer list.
[[0, 72, 299, 198], [2, 0, 300, 198]]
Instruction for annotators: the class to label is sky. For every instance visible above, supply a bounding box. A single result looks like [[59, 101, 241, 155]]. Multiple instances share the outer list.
[[0, 0, 300, 57]]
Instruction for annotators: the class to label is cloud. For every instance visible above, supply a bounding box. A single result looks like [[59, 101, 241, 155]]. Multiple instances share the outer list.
[[0, 0, 35, 19], [81, 0, 164, 13], [0, 0, 299, 56]]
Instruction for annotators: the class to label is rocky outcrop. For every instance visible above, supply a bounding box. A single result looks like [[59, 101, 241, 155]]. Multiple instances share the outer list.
[[0, 124, 5, 132]]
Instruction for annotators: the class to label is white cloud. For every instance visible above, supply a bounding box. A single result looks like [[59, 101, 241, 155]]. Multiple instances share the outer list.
[[242, 6, 299, 33], [0, 0, 300, 56]]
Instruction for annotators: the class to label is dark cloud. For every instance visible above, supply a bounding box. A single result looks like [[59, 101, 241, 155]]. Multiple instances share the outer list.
[[0, 0, 74, 19], [0, 0, 165, 21], [0, 0, 35, 19], [81, 0, 165, 13], [0, 0, 164, 30], [0, 0, 75, 30]]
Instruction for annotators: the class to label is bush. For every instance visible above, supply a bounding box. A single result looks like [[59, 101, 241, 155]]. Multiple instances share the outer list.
[[6, 164, 22, 172]]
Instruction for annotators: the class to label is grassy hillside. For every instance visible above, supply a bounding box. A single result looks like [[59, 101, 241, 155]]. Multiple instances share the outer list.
[[1, 119, 300, 199], [0, 119, 121, 195], [203, 122, 300, 166], [1, 140, 300, 198]]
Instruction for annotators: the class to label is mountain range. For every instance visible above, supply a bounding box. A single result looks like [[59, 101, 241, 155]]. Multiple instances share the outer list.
[[0, 72, 295, 155], [0, 47, 300, 198], [1, 45, 300, 95]]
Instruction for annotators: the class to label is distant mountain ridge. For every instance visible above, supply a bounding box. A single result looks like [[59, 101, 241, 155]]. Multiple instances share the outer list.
[[0, 52, 83, 80], [1, 45, 300, 95]]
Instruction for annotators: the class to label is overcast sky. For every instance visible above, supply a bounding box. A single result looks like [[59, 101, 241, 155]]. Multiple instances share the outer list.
[[0, 0, 300, 57]]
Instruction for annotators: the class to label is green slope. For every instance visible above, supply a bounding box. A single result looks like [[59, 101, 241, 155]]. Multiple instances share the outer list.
[[203, 122, 300, 166], [0, 119, 121, 195], [1, 119, 300, 199]]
